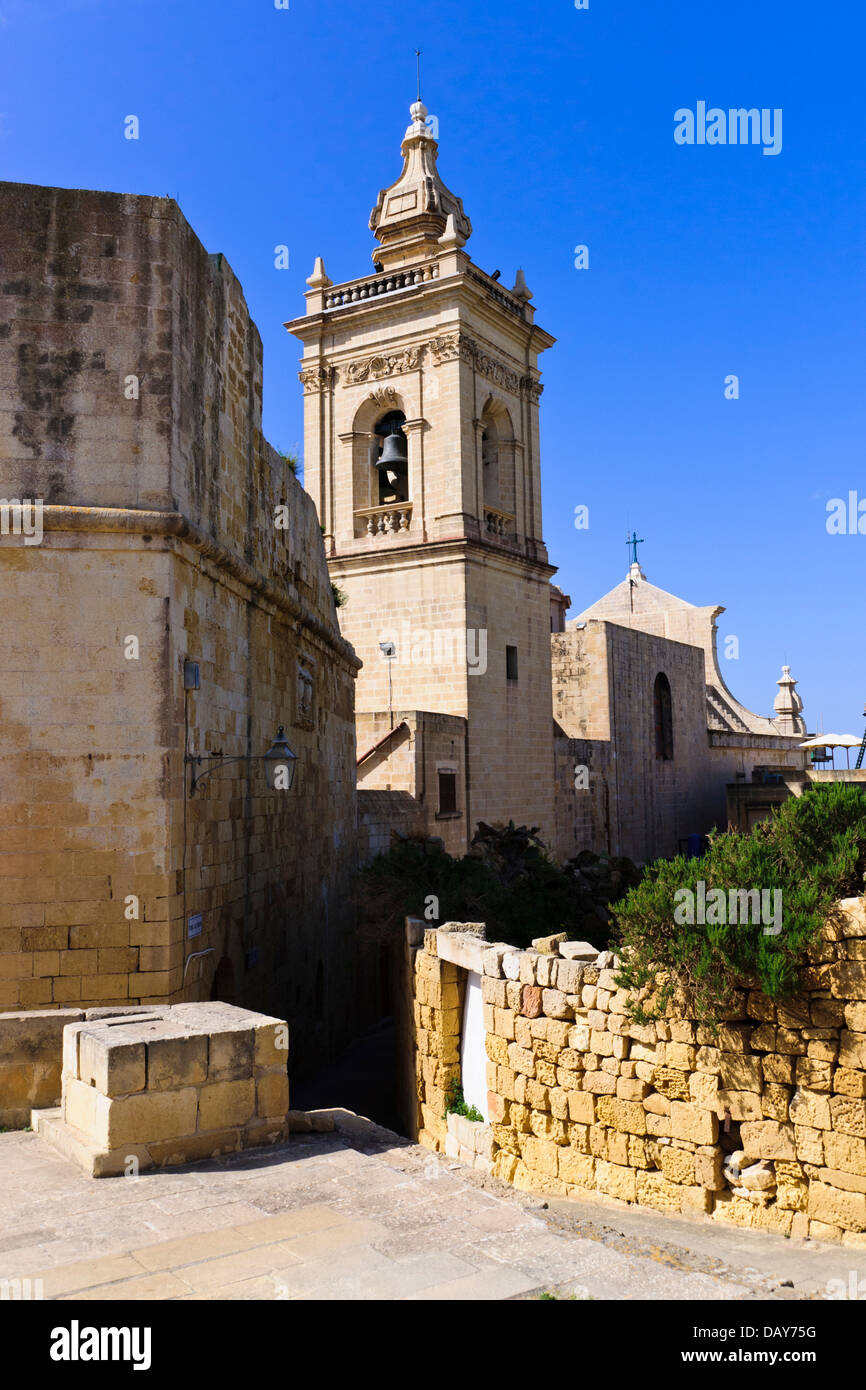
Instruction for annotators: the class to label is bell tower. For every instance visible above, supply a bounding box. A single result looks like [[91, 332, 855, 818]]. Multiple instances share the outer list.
[[285, 97, 557, 848]]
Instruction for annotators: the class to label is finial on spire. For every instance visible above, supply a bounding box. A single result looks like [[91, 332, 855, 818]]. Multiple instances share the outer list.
[[627, 530, 645, 567], [368, 72, 472, 270]]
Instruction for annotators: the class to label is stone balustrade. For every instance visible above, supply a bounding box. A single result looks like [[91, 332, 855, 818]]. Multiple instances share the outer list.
[[324, 264, 438, 310], [355, 504, 413, 537]]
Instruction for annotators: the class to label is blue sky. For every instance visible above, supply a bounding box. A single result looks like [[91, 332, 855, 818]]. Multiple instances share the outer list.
[[2, 0, 864, 736]]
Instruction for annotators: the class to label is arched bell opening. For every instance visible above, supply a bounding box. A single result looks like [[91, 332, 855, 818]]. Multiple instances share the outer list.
[[481, 427, 500, 510], [479, 398, 517, 528], [372, 410, 409, 506]]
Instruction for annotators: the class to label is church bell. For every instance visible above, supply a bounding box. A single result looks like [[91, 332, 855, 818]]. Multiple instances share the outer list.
[[377, 427, 408, 470]]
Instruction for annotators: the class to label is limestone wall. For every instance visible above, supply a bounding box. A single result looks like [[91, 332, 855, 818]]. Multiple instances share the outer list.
[[408, 903, 866, 1246], [552, 622, 713, 863], [0, 1007, 85, 1128], [0, 183, 361, 1071]]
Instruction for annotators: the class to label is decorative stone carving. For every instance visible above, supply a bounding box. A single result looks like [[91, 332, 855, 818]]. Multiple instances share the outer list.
[[367, 387, 400, 410], [343, 346, 423, 386], [298, 365, 331, 394], [426, 332, 542, 400]]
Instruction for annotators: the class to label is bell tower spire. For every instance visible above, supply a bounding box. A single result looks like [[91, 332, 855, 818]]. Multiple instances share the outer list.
[[368, 95, 472, 271], [285, 97, 557, 850]]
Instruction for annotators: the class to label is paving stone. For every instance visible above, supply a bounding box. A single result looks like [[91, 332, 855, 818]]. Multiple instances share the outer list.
[[1, 1116, 863, 1301]]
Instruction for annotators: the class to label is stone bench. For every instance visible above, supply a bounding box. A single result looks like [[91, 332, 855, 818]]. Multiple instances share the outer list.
[[33, 1002, 289, 1177]]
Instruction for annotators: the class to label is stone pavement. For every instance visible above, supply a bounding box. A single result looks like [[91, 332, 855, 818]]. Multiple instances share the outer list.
[[0, 1112, 864, 1301]]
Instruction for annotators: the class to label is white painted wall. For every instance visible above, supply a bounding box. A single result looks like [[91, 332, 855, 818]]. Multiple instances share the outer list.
[[460, 970, 489, 1122]]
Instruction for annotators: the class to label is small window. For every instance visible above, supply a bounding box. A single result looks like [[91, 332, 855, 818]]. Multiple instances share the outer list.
[[506, 645, 518, 681], [654, 672, 674, 760], [437, 771, 457, 815]]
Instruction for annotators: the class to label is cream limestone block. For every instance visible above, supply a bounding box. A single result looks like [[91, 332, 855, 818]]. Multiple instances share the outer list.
[[198, 1079, 257, 1132], [104, 1088, 198, 1149]]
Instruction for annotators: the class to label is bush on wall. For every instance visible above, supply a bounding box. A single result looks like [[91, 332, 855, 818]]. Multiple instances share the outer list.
[[613, 783, 866, 1023]]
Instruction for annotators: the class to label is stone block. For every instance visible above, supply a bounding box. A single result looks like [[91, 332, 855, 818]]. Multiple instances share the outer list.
[[670, 1101, 718, 1145], [719, 1052, 762, 1092], [146, 1033, 208, 1091], [104, 1088, 199, 1149], [695, 1150, 725, 1190], [718, 1090, 763, 1122], [583, 1070, 617, 1095], [532, 933, 568, 955], [78, 1030, 145, 1098], [830, 962, 866, 1000], [635, 1169, 681, 1212], [835, 1068, 866, 1099], [762, 1053, 795, 1086], [198, 1079, 256, 1131], [652, 1066, 691, 1101], [254, 1021, 290, 1069], [829, 1094, 866, 1138], [521, 986, 543, 1019], [560, 941, 598, 961], [808, 1182, 866, 1233], [839, 1031, 866, 1071], [596, 1095, 646, 1135], [542, 988, 572, 1020], [740, 1120, 797, 1161], [646, 1111, 671, 1137], [789, 1088, 832, 1130], [659, 1146, 695, 1185], [256, 1071, 289, 1120], [823, 1131, 866, 1176], [596, 1159, 636, 1203], [567, 1091, 595, 1125], [688, 1071, 719, 1109]]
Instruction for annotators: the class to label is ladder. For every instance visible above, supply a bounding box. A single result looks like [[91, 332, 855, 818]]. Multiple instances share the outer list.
[[857, 731, 866, 770]]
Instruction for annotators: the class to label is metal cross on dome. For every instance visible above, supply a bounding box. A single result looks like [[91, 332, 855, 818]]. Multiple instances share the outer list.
[[626, 531, 645, 566]]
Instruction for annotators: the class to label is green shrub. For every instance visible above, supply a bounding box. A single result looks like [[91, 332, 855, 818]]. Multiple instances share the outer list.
[[443, 1079, 484, 1123], [613, 783, 866, 1023], [356, 823, 626, 952]]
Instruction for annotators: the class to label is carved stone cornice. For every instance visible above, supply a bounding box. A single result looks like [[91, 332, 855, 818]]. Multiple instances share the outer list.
[[427, 332, 542, 400]]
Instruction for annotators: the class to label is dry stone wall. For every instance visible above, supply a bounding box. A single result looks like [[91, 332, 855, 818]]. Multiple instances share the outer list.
[[409, 901, 866, 1246]]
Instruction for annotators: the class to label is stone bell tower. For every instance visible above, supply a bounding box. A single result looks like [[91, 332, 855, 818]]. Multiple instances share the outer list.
[[285, 97, 557, 849]]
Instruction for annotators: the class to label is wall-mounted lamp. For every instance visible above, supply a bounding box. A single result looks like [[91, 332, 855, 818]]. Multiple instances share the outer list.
[[186, 725, 298, 796]]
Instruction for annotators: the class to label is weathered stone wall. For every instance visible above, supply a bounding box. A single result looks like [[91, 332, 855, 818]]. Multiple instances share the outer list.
[[0, 1007, 85, 1128], [552, 622, 713, 863], [408, 902, 866, 1246], [356, 710, 471, 857], [0, 182, 361, 1072]]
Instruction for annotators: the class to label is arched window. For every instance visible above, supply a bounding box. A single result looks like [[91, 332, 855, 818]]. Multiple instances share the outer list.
[[373, 410, 408, 506], [481, 429, 500, 509], [653, 673, 674, 761]]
